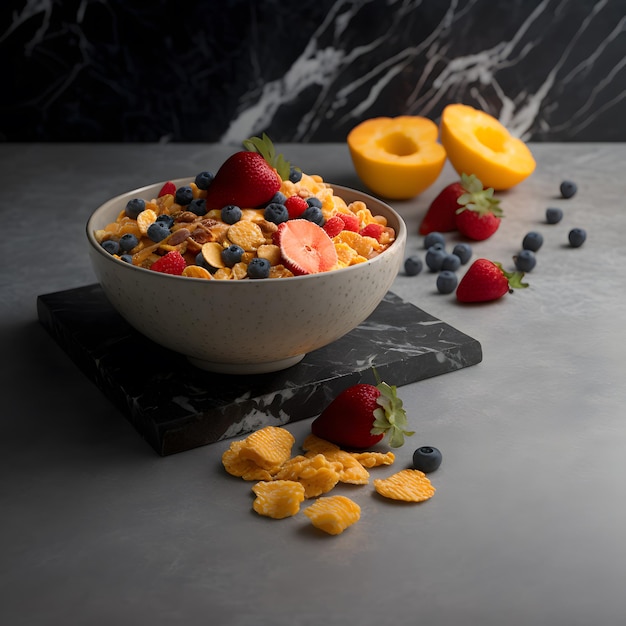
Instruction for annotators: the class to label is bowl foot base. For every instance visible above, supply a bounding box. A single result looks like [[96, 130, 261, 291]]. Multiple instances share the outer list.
[[186, 353, 306, 374]]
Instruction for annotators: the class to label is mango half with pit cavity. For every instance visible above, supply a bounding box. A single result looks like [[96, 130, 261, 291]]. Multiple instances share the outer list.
[[347, 116, 446, 200], [440, 104, 536, 190]]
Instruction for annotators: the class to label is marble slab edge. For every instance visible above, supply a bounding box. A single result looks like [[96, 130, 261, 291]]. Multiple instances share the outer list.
[[37, 284, 482, 456]]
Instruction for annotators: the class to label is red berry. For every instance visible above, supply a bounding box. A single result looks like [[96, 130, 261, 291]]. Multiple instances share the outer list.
[[158, 181, 177, 197], [359, 223, 385, 241], [323, 216, 345, 238], [337, 213, 360, 232], [284, 195, 308, 219], [150, 250, 187, 275]]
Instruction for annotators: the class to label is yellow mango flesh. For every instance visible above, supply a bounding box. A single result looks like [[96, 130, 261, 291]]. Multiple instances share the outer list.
[[440, 104, 536, 190], [347, 116, 447, 199]]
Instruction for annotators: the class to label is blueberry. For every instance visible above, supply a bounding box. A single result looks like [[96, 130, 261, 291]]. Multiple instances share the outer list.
[[120, 254, 133, 264], [404, 255, 423, 276], [412, 446, 442, 473], [423, 231, 445, 249], [441, 254, 461, 272], [195, 252, 216, 272], [306, 196, 323, 208], [514, 249, 537, 272], [452, 242, 472, 265], [264, 202, 289, 224], [221, 205, 242, 225], [147, 221, 171, 242], [546, 207, 563, 224], [436, 270, 458, 294], [125, 198, 145, 219], [522, 231, 543, 252], [188, 198, 207, 216], [119, 233, 139, 252], [560, 180, 577, 199], [269, 191, 287, 205], [175, 185, 194, 206], [568, 227, 587, 248], [194, 171, 214, 190], [425, 246, 447, 271], [101, 239, 120, 255], [156, 214, 175, 228], [221, 244, 244, 267], [247, 257, 271, 279], [300, 206, 325, 226], [289, 166, 302, 183]]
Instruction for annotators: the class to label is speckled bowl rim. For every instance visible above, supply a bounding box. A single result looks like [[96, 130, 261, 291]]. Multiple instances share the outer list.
[[86, 178, 407, 283]]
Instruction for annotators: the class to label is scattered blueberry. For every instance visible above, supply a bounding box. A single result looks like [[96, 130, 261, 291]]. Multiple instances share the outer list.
[[221, 205, 242, 225], [436, 270, 458, 294], [441, 254, 461, 272], [188, 198, 207, 216], [101, 239, 120, 255], [546, 207, 563, 224], [221, 244, 244, 267], [412, 446, 442, 473], [423, 231, 445, 249], [289, 166, 302, 183], [264, 202, 290, 224], [425, 246, 447, 271], [452, 242, 472, 265], [119, 233, 139, 252], [147, 221, 171, 242], [560, 180, 577, 199], [125, 198, 145, 219], [247, 257, 271, 279], [120, 254, 133, 264], [514, 249, 537, 272], [300, 205, 325, 226], [522, 231, 543, 252], [194, 171, 214, 190], [156, 214, 175, 228], [404, 255, 423, 276], [306, 196, 323, 208], [568, 228, 587, 248], [175, 185, 194, 206], [269, 191, 288, 205]]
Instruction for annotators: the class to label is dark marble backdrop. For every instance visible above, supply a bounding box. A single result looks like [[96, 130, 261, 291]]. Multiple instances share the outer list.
[[2, 0, 625, 143]]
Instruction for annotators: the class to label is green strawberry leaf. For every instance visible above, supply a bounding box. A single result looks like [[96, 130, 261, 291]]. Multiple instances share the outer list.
[[370, 380, 415, 448], [243, 133, 291, 181], [494, 262, 529, 290], [456, 173, 504, 218]]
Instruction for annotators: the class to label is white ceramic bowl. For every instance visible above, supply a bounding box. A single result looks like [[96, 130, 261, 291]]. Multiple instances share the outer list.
[[86, 179, 406, 374]]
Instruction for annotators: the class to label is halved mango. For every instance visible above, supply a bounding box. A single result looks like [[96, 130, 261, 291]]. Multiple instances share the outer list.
[[440, 104, 536, 190], [347, 116, 447, 199]]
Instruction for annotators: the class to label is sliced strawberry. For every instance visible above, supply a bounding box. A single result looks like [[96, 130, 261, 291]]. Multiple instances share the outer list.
[[284, 195, 308, 219], [277, 219, 338, 275], [150, 250, 187, 275], [158, 181, 177, 197], [359, 223, 385, 241], [456, 258, 528, 303], [337, 213, 360, 232], [323, 216, 345, 238]]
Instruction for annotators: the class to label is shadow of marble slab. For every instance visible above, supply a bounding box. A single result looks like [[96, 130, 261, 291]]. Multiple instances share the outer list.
[[37, 285, 482, 456]]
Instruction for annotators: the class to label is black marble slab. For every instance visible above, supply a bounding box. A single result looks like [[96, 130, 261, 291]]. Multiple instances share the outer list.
[[37, 284, 482, 456]]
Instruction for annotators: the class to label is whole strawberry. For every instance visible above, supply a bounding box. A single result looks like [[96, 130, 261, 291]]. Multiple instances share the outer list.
[[205, 134, 288, 211], [419, 173, 497, 235], [454, 176, 503, 240], [456, 258, 528, 303], [311, 379, 414, 449]]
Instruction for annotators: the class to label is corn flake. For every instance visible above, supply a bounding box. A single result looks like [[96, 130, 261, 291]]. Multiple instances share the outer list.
[[303, 495, 361, 535], [252, 480, 306, 519], [274, 454, 340, 498], [373, 469, 435, 502]]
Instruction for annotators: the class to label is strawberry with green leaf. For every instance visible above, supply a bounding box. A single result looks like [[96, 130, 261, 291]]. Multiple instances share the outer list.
[[205, 134, 288, 210], [311, 375, 414, 449], [456, 258, 528, 303], [454, 174, 504, 240]]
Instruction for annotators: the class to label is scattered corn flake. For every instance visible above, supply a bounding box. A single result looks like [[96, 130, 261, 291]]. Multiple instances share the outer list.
[[221, 441, 275, 481], [252, 480, 306, 519], [373, 469, 435, 503], [303, 495, 361, 535], [351, 451, 395, 468], [301, 434, 340, 455], [274, 454, 340, 498], [238, 426, 295, 470], [309, 449, 370, 485]]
